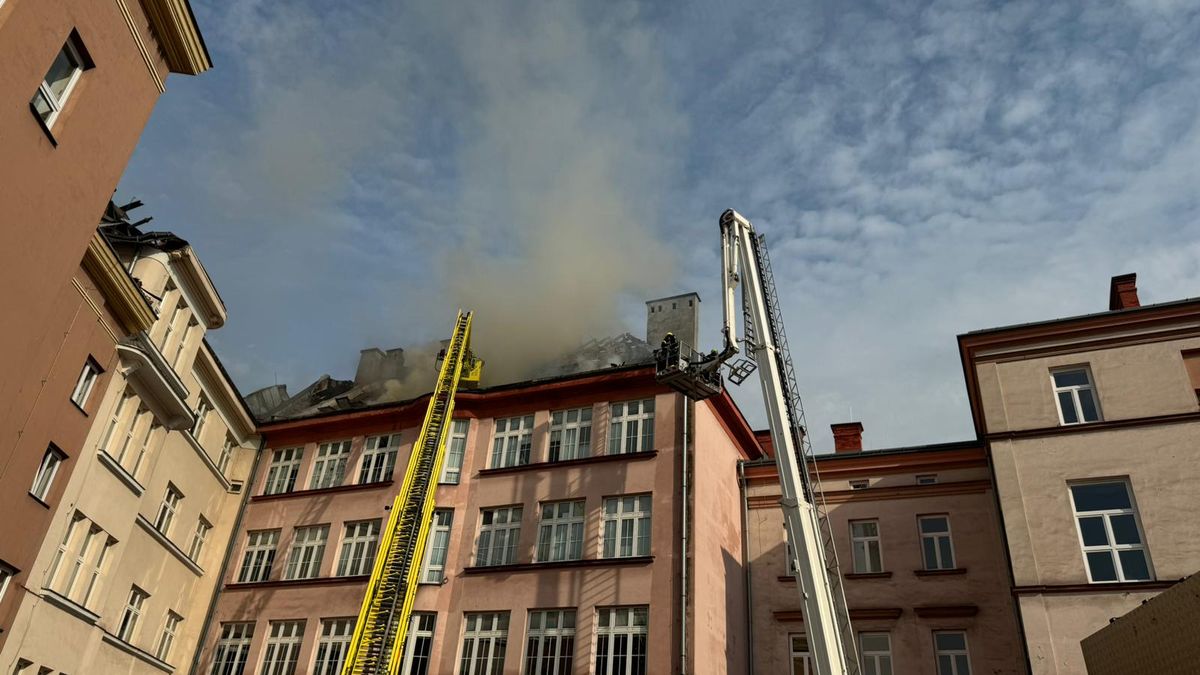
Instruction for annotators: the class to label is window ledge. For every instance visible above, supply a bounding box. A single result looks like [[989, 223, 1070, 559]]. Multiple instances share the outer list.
[[251, 480, 395, 503], [225, 574, 368, 591], [915, 568, 967, 577], [27, 492, 51, 509], [463, 556, 654, 574], [845, 571, 894, 580], [182, 431, 232, 491], [134, 515, 203, 576], [97, 450, 146, 496], [478, 450, 658, 477], [101, 631, 174, 673], [40, 588, 100, 624], [1012, 579, 1180, 595], [71, 400, 90, 417]]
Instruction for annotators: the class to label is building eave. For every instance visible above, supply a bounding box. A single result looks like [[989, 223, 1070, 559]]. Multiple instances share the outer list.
[[139, 0, 212, 75], [81, 232, 156, 334], [194, 341, 256, 442]]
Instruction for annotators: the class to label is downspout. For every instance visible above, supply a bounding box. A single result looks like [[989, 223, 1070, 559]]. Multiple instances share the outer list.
[[738, 460, 755, 675], [679, 397, 690, 675], [189, 436, 267, 675]]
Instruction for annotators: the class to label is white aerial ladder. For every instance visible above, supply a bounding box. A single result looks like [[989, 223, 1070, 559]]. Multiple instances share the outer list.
[[654, 209, 859, 675]]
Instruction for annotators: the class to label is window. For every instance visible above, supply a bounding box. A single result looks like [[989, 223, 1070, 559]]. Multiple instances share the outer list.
[[237, 530, 279, 583], [31, 33, 87, 128], [70, 358, 101, 408], [919, 516, 956, 570], [399, 613, 436, 675], [211, 622, 255, 675], [602, 495, 652, 558], [537, 501, 584, 562], [154, 484, 183, 536], [1070, 481, 1152, 582], [849, 479, 869, 490], [99, 392, 136, 457], [934, 631, 971, 675], [360, 434, 400, 484], [30, 445, 66, 501], [117, 586, 149, 642], [859, 633, 892, 675], [172, 318, 197, 368], [263, 447, 303, 495], [47, 513, 113, 607], [262, 620, 305, 675], [608, 399, 654, 454], [159, 297, 186, 351], [476, 506, 522, 566], [421, 510, 453, 583], [790, 635, 811, 675], [285, 525, 329, 580], [218, 434, 236, 475], [850, 520, 882, 574], [313, 618, 355, 675], [156, 611, 182, 661], [549, 408, 592, 461], [1052, 367, 1101, 424], [490, 415, 534, 468], [111, 404, 156, 478], [459, 612, 509, 675], [916, 474, 938, 485], [0, 561, 16, 606], [594, 607, 647, 675], [524, 609, 574, 675], [440, 420, 469, 484], [189, 516, 212, 561], [191, 395, 211, 440], [337, 520, 381, 577], [310, 440, 351, 489]]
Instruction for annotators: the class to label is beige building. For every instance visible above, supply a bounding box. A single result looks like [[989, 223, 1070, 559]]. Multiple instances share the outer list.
[[0, 214, 258, 675], [959, 274, 1200, 674]]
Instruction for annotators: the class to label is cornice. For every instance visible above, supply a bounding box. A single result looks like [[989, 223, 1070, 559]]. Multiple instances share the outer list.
[[477, 450, 657, 477], [138, 0, 211, 75], [743, 446, 986, 484], [194, 343, 256, 441], [168, 248, 225, 329], [81, 232, 155, 334], [746, 480, 992, 509]]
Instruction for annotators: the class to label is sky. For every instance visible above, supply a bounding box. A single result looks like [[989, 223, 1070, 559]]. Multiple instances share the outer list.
[[121, 0, 1200, 452]]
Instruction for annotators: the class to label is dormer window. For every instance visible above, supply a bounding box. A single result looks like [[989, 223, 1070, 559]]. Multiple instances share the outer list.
[[1052, 367, 1101, 425]]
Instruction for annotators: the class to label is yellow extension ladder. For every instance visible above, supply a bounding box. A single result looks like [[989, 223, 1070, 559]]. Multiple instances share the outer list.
[[343, 311, 481, 674]]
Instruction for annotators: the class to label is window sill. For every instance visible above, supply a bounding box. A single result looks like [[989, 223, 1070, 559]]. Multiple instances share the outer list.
[[101, 631, 174, 673], [1012, 579, 1180, 595], [226, 574, 369, 591], [845, 571, 894, 580], [478, 450, 658, 477], [30, 102, 59, 147], [71, 399, 90, 417], [40, 588, 99, 624], [27, 492, 51, 509], [134, 515, 203, 576], [98, 450, 146, 496], [463, 556, 654, 574], [915, 568, 967, 577], [251, 480, 394, 503]]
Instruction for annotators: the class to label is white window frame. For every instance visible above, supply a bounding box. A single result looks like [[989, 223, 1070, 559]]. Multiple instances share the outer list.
[[263, 447, 303, 495], [156, 611, 182, 661], [262, 620, 306, 675], [218, 434, 236, 475], [536, 501, 585, 562], [440, 419, 469, 484], [211, 622, 255, 675], [1070, 480, 1153, 583], [313, 617, 355, 675], [30, 445, 66, 501], [933, 631, 971, 675], [476, 506, 522, 567], [31, 35, 85, 129], [549, 408, 592, 461], [919, 515, 956, 571], [0, 561, 16, 606], [310, 440, 351, 489], [602, 495, 652, 559], [859, 632, 893, 675], [47, 514, 113, 608], [594, 606, 648, 675], [608, 399, 654, 455], [237, 530, 279, 583], [189, 516, 212, 561], [850, 520, 883, 574], [337, 520, 381, 577], [154, 483, 183, 536], [360, 434, 400, 484], [790, 634, 812, 675], [70, 358, 101, 409], [490, 415, 534, 468], [191, 394, 211, 440], [399, 612, 436, 675], [117, 585, 149, 642], [285, 525, 329, 580], [421, 510, 453, 583], [172, 318, 197, 368], [524, 609, 575, 675], [1052, 366, 1102, 425], [459, 612, 509, 675]]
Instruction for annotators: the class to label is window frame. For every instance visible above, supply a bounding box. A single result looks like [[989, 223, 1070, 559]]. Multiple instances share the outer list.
[[30, 444, 67, 502], [549, 407, 592, 462], [0, 561, 16, 606], [789, 634, 812, 675], [284, 525, 329, 580], [360, 434, 400, 484], [261, 619, 306, 675], [399, 612, 436, 675], [475, 506, 523, 567], [594, 606, 648, 675], [237, 529, 280, 583], [217, 434, 236, 475], [602, 495, 652, 559], [156, 611, 182, 661], [117, 585, 149, 642], [421, 510, 453, 583], [211, 621, 255, 675], [490, 415, 534, 468], [524, 608, 575, 675], [536, 500, 585, 563], [191, 394, 211, 440], [1069, 479, 1154, 583], [154, 483, 184, 536], [31, 34, 87, 129], [918, 515, 956, 571], [440, 419, 469, 484], [850, 519, 883, 574], [1051, 366, 1102, 425], [933, 631, 971, 675], [263, 447, 304, 495], [310, 440, 352, 489], [459, 612, 509, 675], [337, 520, 381, 578], [859, 632, 893, 675], [189, 516, 212, 561], [608, 399, 655, 455], [313, 617, 355, 675], [70, 357, 102, 409]]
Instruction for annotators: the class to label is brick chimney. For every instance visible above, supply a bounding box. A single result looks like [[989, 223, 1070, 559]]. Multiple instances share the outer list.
[[1109, 273, 1140, 311], [831, 422, 864, 453]]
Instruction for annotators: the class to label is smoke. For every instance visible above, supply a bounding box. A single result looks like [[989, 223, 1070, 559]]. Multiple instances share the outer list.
[[432, 1, 684, 384]]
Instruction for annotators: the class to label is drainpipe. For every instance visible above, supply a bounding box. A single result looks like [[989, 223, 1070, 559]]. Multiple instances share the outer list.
[[189, 436, 267, 675], [679, 397, 690, 675], [738, 460, 755, 675]]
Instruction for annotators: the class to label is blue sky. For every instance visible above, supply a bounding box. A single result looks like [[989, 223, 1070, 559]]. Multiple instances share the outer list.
[[121, 0, 1200, 451]]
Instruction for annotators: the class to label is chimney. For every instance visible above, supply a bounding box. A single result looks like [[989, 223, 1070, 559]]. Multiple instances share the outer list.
[[1109, 274, 1140, 311], [831, 422, 864, 453], [355, 347, 406, 384], [646, 292, 701, 349]]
